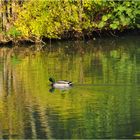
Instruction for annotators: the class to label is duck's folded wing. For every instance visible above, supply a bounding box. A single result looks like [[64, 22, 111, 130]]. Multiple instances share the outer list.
[[57, 81, 70, 84]]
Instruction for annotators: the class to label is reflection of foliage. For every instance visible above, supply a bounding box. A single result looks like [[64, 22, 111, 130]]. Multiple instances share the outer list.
[[11, 55, 21, 65], [0, 37, 140, 138]]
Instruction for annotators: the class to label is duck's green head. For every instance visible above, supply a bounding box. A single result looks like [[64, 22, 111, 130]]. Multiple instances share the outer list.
[[49, 77, 55, 83]]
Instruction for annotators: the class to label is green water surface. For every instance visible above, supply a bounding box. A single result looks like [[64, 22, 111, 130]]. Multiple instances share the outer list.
[[0, 36, 140, 139]]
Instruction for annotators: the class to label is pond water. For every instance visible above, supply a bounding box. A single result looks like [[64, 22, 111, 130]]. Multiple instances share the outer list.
[[0, 36, 140, 139]]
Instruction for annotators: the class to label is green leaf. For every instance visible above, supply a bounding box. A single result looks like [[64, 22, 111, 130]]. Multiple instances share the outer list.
[[110, 24, 118, 29], [98, 21, 105, 28], [102, 15, 108, 21], [117, 6, 125, 12]]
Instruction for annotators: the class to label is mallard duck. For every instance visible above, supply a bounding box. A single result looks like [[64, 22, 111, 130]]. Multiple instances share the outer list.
[[49, 78, 73, 89]]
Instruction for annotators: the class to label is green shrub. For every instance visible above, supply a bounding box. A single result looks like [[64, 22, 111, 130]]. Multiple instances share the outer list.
[[7, 26, 21, 38], [14, 0, 140, 39]]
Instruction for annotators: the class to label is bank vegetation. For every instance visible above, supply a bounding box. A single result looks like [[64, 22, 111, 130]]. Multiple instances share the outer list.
[[0, 0, 140, 44]]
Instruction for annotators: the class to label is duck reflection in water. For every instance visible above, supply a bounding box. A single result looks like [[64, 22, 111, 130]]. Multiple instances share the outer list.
[[49, 77, 73, 93]]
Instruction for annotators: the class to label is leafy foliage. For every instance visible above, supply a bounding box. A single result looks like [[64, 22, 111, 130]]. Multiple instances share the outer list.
[[1, 0, 140, 40], [6, 26, 21, 37]]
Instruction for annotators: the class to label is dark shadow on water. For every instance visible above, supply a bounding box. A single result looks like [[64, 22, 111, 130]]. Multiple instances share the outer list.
[[49, 86, 72, 93]]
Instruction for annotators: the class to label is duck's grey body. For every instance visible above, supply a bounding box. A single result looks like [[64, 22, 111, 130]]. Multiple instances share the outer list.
[[49, 78, 73, 89], [52, 81, 72, 89]]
